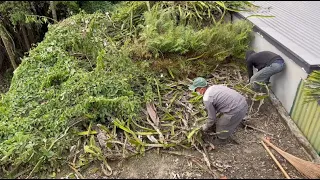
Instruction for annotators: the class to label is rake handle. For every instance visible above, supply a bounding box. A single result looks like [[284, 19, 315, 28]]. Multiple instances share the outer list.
[[261, 141, 291, 179]]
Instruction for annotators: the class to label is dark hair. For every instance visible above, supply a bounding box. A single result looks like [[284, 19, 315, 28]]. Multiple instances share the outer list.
[[246, 50, 256, 60]]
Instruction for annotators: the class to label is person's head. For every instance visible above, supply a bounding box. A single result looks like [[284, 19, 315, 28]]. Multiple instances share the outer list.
[[246, 50, 256, 60], [188, 77, 208, 95]]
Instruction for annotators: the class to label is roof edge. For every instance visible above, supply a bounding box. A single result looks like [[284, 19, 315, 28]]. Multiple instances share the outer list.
[[233, 12, 320, 74]]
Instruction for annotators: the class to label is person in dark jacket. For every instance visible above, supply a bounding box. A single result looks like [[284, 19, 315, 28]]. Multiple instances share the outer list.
[[246, 50, 285, 92]]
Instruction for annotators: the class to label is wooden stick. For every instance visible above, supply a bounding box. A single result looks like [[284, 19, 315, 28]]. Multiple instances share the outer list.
[[190, 158, 218, 178], [68, 163, 85, 179], [246, 125, 274, 137], [163, 150, 219, 178], [261, 141, 291, 179]]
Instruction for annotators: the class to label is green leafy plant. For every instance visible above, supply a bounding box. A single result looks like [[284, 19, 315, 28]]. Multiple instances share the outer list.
[[137, 8, 253, 59], [128, 7, 253, 79], [109, 1, 255, 45], [304, 70, 320, 103]]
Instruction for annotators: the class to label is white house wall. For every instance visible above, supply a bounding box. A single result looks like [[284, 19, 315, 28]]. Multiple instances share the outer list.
[[232, 15, 308, 113]]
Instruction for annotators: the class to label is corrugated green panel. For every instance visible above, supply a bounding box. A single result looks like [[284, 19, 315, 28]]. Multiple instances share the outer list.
[[309, 110, 320, 150], [306, 107, 319, 138], [314, 120, 320, 154], [291, 80, 304, 123], [291, 80, 320, 154], [297, 102, 310, 128], [301, 102, 316, 134]]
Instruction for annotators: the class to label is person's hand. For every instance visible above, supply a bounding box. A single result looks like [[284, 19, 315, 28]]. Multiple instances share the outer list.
[[201, 124, 210, 133]]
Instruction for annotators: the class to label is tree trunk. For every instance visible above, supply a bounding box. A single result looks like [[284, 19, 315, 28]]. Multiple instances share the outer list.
[[26, 24, 35, 46], [2, 38, 17, 69], [21, 25, 31, 50], [50, 1, 58, 22], [0, 25, 18, 69], [13, 26, 24, 51], [0, 42, 5, 69]]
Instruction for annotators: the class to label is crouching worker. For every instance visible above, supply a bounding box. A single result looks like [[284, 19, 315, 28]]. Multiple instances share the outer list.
[[246, 50, 285, 92], [189, 77, 248, 145]]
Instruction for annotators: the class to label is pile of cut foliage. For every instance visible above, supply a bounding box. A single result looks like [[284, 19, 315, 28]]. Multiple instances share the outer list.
[[0, 12, 156, 177], [0, 1, 258, 178]]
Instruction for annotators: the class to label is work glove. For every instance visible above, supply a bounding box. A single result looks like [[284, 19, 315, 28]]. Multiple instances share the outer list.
[[201, 123, 210, 133]]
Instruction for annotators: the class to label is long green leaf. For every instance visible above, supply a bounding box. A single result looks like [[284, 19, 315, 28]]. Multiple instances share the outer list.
[[77, 131, 98, 136], [113, 119, 145, 146], [246, 15, 275, 19], [187, 127, 200, 140]]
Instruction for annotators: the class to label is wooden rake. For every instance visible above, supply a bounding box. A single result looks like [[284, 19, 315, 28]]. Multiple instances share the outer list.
[[262, 137, 320, 179]]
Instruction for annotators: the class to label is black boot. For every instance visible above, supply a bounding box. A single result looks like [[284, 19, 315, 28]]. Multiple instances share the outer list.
[[240, 120, 247, 129], [212, 137, 228, 145]]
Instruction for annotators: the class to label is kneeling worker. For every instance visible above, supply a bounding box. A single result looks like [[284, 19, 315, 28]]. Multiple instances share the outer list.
[[246, 50, 285, 92], [189, 77, 248, 145]]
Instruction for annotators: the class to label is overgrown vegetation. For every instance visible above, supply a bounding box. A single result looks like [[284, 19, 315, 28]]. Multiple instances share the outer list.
[[127, 2, 253, 78], [0, 1, 260, 178], [135, 8, 252, 59]]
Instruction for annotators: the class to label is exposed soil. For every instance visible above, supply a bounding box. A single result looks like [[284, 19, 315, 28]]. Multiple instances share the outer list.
[[58, 97, 311, 179]]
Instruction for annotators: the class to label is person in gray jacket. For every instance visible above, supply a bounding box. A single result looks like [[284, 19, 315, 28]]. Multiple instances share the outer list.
[[189, 77, 248, 145]]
